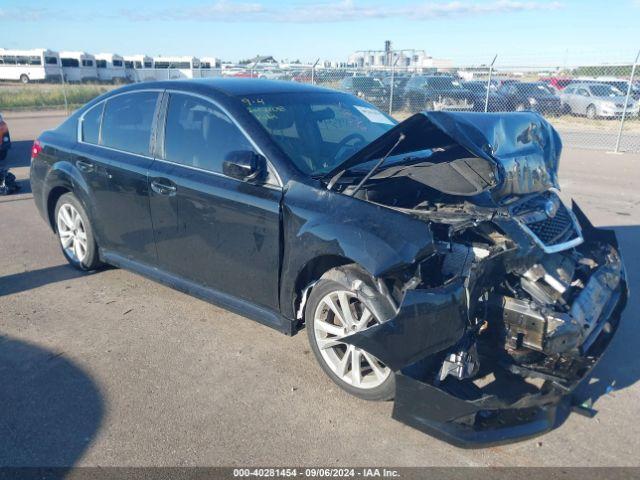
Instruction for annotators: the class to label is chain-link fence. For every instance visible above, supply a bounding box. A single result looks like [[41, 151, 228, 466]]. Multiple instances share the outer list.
[[203, 62, 638, 153], [2, 57, 639, 152], [126, 60, 640, 153]]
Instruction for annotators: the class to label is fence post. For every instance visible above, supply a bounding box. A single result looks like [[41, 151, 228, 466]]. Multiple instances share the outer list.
[[59, 66, 69, 116], [311, 58, 320, 85], [484, 54, 497, 113], [614, 49, 640, 153], [389, 54, 400, 115]]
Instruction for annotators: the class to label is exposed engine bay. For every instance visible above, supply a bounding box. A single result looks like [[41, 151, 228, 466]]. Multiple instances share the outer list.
[[327, 111, 628, 447]]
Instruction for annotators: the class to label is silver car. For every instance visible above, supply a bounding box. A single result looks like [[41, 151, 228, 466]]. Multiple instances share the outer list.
[[560, 82, 639, 119]]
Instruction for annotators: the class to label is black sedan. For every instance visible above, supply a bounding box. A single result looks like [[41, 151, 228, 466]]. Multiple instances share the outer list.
[[30, 79, 627, 447], [498, 81, 564, 115]]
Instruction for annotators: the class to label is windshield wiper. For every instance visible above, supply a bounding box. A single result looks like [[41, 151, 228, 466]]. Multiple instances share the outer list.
[[327, 133, 406, 193]]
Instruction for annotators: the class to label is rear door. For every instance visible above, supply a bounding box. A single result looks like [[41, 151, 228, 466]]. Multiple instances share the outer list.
[[76, 90, 160, 264], [147, 91, 282, 310]]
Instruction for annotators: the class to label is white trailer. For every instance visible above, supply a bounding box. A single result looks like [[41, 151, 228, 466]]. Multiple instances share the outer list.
[[95, 53, 127, 83], [0, 48, 62, 83], [123, 55, 155, 82], [59, 51, 98, 83], [153, 56, 201, 80], [200, 57, 222, 78]]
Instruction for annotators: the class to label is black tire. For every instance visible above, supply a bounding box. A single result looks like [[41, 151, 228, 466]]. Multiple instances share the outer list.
[[586, 104, 597, 120], [305, 265, 396, 401], [54, 192, 102, 271], [19, 74, 29, 84]]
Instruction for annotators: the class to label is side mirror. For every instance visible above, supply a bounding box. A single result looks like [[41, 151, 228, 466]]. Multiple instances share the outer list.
[[223, 150, 266, 182]]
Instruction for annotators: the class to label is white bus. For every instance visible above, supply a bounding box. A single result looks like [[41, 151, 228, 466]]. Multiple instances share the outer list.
[[0, 48, 62, 83], [123, 54, 155, 82], [59, 51, 98, 83], [153, 56, 201, 79], [95, 53, 127, 83]]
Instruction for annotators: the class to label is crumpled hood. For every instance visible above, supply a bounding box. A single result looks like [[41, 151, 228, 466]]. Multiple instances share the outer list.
[[329, 111, 563, 198]]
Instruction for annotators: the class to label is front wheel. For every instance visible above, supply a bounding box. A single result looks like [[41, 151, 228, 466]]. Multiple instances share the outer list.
[[19, 74, 29, 84], [306, 265, 395, 401], [55, 193, 102, 271], [586, 104, 597, 120]]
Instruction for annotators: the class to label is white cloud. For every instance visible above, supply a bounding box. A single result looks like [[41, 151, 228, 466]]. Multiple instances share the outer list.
[[120, 0, 564, 23], [0, 1, 563, 23]]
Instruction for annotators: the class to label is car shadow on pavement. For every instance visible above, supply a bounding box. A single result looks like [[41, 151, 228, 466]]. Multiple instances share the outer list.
[[572, 224, 640, 408], [0, 335, 103, 468], [0, 264, 91, 297]]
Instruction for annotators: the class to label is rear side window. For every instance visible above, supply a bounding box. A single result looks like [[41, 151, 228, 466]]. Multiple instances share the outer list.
[[82, 103, 103, 144], [163, 93, 253, 173], [101, 92, 159, 156]]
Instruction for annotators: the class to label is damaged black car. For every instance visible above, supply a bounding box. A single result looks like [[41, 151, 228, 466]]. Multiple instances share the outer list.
[[30, 79, 628, 448]]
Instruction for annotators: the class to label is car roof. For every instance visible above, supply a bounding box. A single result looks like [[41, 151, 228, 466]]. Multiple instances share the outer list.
[[122, 78, 336, 97]]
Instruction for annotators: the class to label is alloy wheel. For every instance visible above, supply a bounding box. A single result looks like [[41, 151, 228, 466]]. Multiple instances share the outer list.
[[313, 290, 391, 389], [57, 203, 88, 263]]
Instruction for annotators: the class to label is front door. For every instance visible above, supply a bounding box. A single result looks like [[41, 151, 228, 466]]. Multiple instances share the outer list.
[[147, 92, 282, 310]]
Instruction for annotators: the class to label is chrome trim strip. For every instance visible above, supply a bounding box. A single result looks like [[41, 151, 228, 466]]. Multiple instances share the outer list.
[[151, 157, 281, 191], [513, 191, 584, 254]]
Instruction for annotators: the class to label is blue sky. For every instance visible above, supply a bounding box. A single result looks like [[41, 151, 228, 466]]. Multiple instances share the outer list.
[[0, 0, 638, 66]]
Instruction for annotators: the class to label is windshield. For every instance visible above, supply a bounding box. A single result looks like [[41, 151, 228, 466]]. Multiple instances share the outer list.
[[353, 77, 384, 89], [519, 83, 554, 96], [427, 77, 462, 90], [240, 92, 396, 175], [590, 84, 624, 97]]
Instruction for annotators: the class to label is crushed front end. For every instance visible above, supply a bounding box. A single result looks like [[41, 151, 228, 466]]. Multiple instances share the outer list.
[[333, 112, 629, 447]]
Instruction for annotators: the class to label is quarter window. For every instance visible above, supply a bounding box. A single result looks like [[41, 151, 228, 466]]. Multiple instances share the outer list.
[[164, 93, 253, 173], [82, 103, 103, 145], [101, 92, 159, 156]]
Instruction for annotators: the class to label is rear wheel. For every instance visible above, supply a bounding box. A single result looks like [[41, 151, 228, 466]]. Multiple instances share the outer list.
[[306, 266, 395, 401], [55, 193, 102, 271], [19, 74, 29, 84]]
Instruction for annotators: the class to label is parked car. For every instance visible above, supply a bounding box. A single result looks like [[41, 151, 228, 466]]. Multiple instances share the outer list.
[[498, 81, 563, 115], [560, 82, 639, 119], [340, 76, 388, 107], [380, 74, 410, 109], [544, 77, 573, 92], [404, 75, 475, 111], [0, 113, 10, 162], [30, 79, 627, 447], [460, 80, 508, 111]]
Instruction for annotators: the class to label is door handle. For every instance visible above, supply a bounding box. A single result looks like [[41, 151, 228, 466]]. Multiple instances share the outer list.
[[150, 178, 177, 196], [76, 159, 94, 173]]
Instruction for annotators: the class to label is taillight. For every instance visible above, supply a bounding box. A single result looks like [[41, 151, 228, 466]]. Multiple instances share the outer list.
[[31, 139, 43, 160]]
